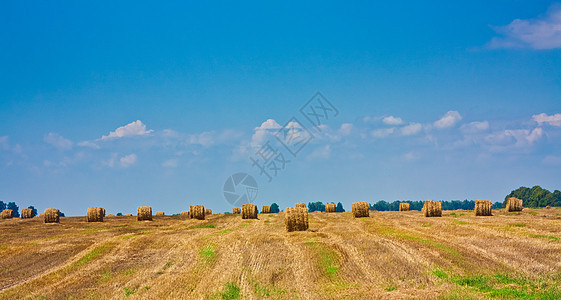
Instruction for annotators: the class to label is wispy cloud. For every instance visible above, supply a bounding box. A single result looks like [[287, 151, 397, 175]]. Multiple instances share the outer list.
[[382, 116, 404, 125], [44, 133, 73, 150], [434, 111, 462, 129], [371, 127, 395, 138], [487, 4, 561, 50], [401, 122, 422, 136]]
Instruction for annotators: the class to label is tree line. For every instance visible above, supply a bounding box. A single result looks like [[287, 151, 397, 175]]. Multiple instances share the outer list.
[[0, 201, 38, 218], [504, 186, 561, 208]]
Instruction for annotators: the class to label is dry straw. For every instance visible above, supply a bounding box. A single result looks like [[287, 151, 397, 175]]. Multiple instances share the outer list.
[[125, 214, 132, 216], [156, 211, 165, 216], [232, 207, 241, 214], [44, 208, 60, 223], [399, 203, 410, 212], [21, 208, 34, 219], [295, 203, 307, 210], [474, 200, 493, 216], [352, 202, 370, 218], [86, 207, 105, 222], [325, 203, 336, 213], [107, 214, 115, 217], [506, 197, 523, 212], [181, 211, 190, 218], [422, 201, 442, 217], [262, 205, 271, 214], [190, 205, 205, 220], [285, 207, 309, 232], [242, 204, 258, 219], [137, 206, 153, 221], [205, 208, 212, 215], [1, 209, 14, 219]]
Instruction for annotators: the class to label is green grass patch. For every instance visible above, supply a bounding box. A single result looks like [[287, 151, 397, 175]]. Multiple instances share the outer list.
[[264, 220, 270, 223], [119, 231, 153, 239], [124, 287, 136, 297], [304, 241, 340, 280], [220, 282, 240, 299], [217, 229, 233, 235], [78, 227, 105, 234], [528, 211, 539, 216], [450, 213, 458, 218], [421, 223, 432, 227], [253, 282, 287, 297], [199, 244, 217, 264], [72, 243, 110, 268], [189, 223, 216, 229], [432, 269, 561, 298], [376, 226, 460, 256], [385, 285, 397, 291], [268, 214, 275, 217], [453, 220, 472, 225], [526, 233, 560, 241], [508, 223, 526, 228]]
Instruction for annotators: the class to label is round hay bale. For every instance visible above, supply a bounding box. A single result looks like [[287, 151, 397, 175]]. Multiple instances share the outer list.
[[137, 206, 153, 221], [205, 208, 212, 215], [325, 203, 336, 213], [181, 211, 190, 218], [86, 207, 105, 222], [232, 207, 241, 214], [546, 205, 551, 209], [125, 214, 132, 216], [44, 208, 60, 223], [295, 203, 307, 210], [506, 197, 523, 212], [285, 207, 309, 232], [190, 205, 205, 220], [1, 209, 14, 219], [422, 201, 442, 217], [107, 214, 115, 217], [156, 211, 165, 217], [352, 202, 370, 218], [262, 205, 271, 214], [20, 208, 34, 219], [242, 204, 258, 219], [399, 203, 410, 212], [474, 200, 493, 216]]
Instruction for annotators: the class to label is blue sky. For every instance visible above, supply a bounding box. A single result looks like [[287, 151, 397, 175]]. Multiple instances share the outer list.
[[1, 1, 561, 216]]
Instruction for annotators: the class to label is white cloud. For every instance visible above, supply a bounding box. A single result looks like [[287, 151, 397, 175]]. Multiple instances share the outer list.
[[533, 113, 561, 126], [0, 136, 22, 154], [504, 128, 543, 147], [339, 123, 353, 136], [371, 128, 395, 138], [382, 116, 404, 125], [119, 153, 137, 168], [251, 119, 281, 148], [487, 5, 561, 50], [77, 141, 100, 149], [44, 133, 73, 150], [162, 158, 179, 168], [434, 111, 462, 129], [461, 121, 490, 133], [401, 123, 422, 136], [543, 155, 561, 165], [403, 151, 420, 161], [189, 131, 215, 147], [101, 120, 153, 140]]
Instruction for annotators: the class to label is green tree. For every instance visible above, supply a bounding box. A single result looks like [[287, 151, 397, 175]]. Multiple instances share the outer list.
[[307, 202, 325, 212], [0, 201, 6, 211], [335, 202, 345, 212], [270, 203, 280, 213]]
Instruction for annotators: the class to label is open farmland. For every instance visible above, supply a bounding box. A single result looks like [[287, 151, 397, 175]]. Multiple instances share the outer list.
[[1, 208, 561, 299]]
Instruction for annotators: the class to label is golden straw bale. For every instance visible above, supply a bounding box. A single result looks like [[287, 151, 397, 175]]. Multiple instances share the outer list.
[[242, 204, 258, 219], [181, 211, 190, 218], [422, 201, 442, 217], [107, 214, 115, 217], [232, 207, 241, 214], [506, 197, 523, 212], [44, 208, 60, 223], [262, 206, 270, 214], [474, 200, 493, 216], [295, 203, 307, 210], [137, 206, 152, 221], [399, 203, 410, 212], [205, 208, 212, 215], [190, 205, 205, 220], [352, 202, 370, 218], [156, 211, 165, 216], [86, 207, 104, 222], [21, 208, 34, 219], [1, 209, 14, 219], [125, 214, 132, 216], [285, 207, 309, 232], [325, 203, 336, 213]]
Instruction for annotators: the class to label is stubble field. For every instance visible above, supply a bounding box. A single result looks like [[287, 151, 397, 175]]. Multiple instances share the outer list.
[[1, 208, 561, 299]]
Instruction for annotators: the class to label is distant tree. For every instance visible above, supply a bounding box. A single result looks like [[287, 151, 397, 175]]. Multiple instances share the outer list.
[[60, 212, 65, 217], [270, 203, 280, 213], [505, 186, 560, 208], [307, 202, 325, 212], [7, 202, 19, 217], [28, 206, 38, 217], [116, 212, 123, 216], [0, 201, 6, 211], [224, 211, 231, 214], [335, 202, 345, 212]]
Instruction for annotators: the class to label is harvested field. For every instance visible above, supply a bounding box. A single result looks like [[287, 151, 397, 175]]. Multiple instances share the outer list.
[[1, 208, 561, 299]]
